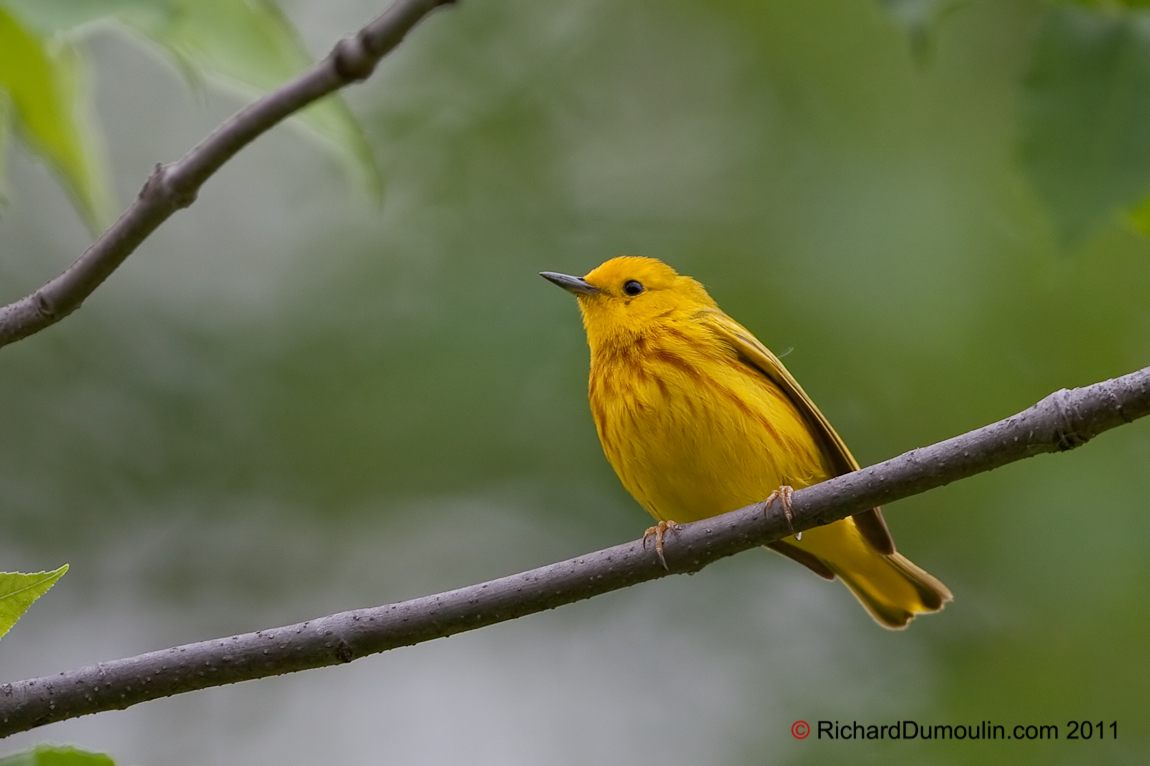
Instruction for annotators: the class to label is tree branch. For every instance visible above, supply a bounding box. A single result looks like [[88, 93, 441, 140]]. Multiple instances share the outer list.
[[0, 0, 456, 349], [0, 366, 1146, 738]]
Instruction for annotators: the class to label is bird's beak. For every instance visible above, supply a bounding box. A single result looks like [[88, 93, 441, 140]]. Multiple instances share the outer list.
[[540, 271, 603, 296]]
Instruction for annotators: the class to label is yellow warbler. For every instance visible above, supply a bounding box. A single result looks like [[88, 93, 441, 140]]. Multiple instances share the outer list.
[[542, 256, 951, 629]]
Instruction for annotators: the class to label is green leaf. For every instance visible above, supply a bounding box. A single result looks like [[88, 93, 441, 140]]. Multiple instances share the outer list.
[[0, 565, 68, 641], [1020, 6, 1150, 244], [1, 0, 379, 222], [123, 0, 381, 196], [0, 7, 114, 231], [0, 745, 116, 766]]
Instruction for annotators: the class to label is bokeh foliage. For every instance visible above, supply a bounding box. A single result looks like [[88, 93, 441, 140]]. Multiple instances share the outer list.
[[0, 0, 1147, 765], [892, 0, 1150, 242], [11, 0, 1150, 245]]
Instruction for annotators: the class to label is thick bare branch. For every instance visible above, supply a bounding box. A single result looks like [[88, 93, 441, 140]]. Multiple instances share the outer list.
[[0, 365, 1146, 738], [0, 0, 456, 349]]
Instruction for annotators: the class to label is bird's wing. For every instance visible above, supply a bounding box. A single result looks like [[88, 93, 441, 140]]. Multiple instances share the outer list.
[[699, 309, 895, 555]]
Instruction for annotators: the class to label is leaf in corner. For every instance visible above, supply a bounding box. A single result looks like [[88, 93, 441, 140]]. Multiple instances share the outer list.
[[0, 8, 114, 231], [1020, 6, 1150, 245], [0, 745, 116, 766], [0, 565, 68, 641], [122, 0, 382, 197]]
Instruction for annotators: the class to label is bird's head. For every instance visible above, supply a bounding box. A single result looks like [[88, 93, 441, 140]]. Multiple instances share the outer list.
[[541, 256, 716, 350]]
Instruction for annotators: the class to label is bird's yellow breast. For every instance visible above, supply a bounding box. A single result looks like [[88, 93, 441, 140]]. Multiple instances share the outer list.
[[588, 325, 831, 524]]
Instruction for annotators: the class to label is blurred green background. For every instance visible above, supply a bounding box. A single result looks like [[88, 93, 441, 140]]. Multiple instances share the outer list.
[[0, 0, 1148, 764]]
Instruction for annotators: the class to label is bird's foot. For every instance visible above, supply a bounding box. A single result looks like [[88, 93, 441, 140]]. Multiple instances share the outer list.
[[642, 520, 679, 570], [765, 485, 800, 541]]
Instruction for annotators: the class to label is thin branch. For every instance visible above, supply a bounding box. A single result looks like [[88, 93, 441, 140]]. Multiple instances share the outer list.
[[0, 366, 1146, 738], [0, 0, 456, 349]]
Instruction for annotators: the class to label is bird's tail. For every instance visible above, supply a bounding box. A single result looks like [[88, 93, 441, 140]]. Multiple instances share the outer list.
[[774, 519, 952, 629], [831, 551, 952, 629]]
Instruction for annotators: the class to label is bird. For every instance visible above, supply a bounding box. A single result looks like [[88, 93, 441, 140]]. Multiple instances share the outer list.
[[541, 256, 951, 629]]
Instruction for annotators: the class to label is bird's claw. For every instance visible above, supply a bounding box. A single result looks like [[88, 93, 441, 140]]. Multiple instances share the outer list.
[[642, 520, 679, 570], [765, 485, 800, 541]]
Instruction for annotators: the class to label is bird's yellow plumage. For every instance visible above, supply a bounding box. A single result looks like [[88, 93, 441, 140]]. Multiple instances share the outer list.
[[542, 256, 951, 629]]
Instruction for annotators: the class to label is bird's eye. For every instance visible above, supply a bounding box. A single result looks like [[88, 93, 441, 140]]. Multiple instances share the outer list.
[[623, 280, 644, 296]]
